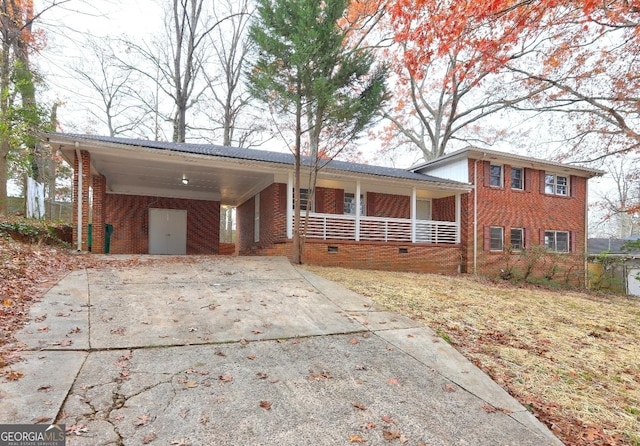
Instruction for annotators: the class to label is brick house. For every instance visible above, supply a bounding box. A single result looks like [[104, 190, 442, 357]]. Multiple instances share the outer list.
[[412, 148, 603, 284], [48, 133, 602, 283]]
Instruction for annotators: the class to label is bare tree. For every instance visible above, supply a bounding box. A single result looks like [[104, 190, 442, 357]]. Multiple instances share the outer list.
[[201, 0, 257, 147], [73, 37, 151, 137], [592, 157, 640, 239], [118, 0, 237, 143]]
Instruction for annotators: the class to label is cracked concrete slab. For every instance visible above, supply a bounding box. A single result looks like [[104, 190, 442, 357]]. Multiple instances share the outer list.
[[0, 256, 563, 445], [0, 350, 86, 423]]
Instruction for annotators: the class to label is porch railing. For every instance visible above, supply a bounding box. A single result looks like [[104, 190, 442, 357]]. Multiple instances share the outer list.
[[301, 213, 458, 244]]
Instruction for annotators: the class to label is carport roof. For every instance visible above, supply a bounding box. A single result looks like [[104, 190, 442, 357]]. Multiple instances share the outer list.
[[45, 133, 471, 205]]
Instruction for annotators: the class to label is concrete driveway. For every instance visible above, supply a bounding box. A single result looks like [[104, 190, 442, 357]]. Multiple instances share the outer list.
[[1, 256, 562, 445]]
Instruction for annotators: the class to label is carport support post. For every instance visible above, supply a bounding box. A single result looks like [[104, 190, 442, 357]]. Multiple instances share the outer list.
[[287, 172, 293, 239], [72, 150, 91, 252], [92, 175, 107, 253], [411, 187, 417, 243]]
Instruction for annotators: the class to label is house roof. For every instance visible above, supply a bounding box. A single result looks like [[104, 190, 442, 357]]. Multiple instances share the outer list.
[[588, 238, 640, 256], [45, 133, 471, 205], [411, 147, 605, 178]]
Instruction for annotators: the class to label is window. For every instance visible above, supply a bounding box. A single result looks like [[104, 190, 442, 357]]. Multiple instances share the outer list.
[[511, 167, 523, 190], [344, 193, 365, 215], [490, 226, 504, 251], [545, 231, 569, 252], [545, 174, 569, 196], [293, 188, 313, 212], [489, 164, 503, 187], [511, 228, 524, 251]]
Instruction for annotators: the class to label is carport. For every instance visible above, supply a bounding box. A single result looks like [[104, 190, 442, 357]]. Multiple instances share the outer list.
[[47, 133, 292, 255]]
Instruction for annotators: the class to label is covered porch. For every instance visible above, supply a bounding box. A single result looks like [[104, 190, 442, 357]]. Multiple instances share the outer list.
[[282, 174, 463, 246]]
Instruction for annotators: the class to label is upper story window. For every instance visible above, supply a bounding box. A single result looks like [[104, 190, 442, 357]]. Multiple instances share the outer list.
[[511, 167, 524, 190], [489, 164, 503, 187], [545, 173, 569, 196], [545, 230, 569, 252]]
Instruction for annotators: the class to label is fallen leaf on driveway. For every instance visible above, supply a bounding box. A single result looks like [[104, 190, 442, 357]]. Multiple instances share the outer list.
[[142, 433, 157, 444], [257, 372, 268, 380], [66, 424, 88, 436], [381, 415, 396, 424], [38, 385, 53, 392], [218, 374, 233, 383], [387, 378, 399, 386], [5, 370, 23, 381], [185, 380, 199, 388], [259, 400, 272, 410], [348, 434, 366, 443], [382, 430, 401, 441], [352, 402, 367, 411], [481, 403, 497, 413], [308, 370, 332, 381], [443, 384, 457, 392], [135, 414, 151, 426]]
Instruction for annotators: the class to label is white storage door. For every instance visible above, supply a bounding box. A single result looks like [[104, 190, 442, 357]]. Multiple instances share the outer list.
[[149, 208, 187, 255], [628, 268, 640, 297]]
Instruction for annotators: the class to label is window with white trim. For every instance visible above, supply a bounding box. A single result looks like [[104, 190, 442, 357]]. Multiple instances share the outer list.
[[544, 230, 569, 252], [511, 228, 524, 251], [489, 164, 503, 187], [293, 188, 313, 212], [511, 167, 524, 190], [490, 226, 504, 251], [545, 173, 569, 196], [344, 193, 365, 215]]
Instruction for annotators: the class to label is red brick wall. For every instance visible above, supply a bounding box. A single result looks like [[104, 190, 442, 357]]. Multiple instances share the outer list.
[[257, 240, 461, 274], [91, 175, 106, 253], [237, 183, 288, 254], [433, 196, 455, 222], [237, 195, 255, 254], [464, 160, 587, 285], [367, 192, 410, 218], [315, 187, 344, 214], [103, 194, 220, 254], [72, 150, 91, 251]]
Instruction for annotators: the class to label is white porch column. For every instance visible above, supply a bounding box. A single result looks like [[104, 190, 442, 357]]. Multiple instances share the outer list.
[[455, 193, 462, 244], [355, 181, 361, 241], [286, 172, 293, 239], [411, 187, 417, 243]]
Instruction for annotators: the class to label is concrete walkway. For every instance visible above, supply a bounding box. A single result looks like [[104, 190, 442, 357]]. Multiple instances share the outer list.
[[0, 256, 562, 445]]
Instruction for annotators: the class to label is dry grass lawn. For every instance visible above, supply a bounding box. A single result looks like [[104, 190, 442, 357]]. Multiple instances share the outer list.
[[303, 266, 640, 446]]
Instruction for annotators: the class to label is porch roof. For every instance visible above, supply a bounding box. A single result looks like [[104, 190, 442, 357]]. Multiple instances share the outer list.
[[46, 133, 471, 206]]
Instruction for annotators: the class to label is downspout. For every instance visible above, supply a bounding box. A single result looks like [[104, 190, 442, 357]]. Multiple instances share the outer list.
[[473, 158, 480, 275], [584, 179, 589, 288], [75, 143, 82, 252]]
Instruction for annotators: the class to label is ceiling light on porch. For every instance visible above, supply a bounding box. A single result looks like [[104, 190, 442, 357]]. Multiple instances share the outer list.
[[182, 175, 189, 185]]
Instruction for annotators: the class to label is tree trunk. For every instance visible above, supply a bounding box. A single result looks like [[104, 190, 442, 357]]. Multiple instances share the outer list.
[[292, 81, 303, 264]]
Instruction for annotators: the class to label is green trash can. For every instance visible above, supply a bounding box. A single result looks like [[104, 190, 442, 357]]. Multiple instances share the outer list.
[[87, 223, 93, 252], [105, 224, 114, 254]]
